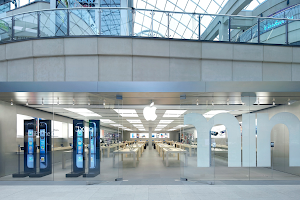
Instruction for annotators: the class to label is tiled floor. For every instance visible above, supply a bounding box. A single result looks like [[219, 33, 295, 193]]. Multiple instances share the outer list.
[[0, 184, 300, 200]]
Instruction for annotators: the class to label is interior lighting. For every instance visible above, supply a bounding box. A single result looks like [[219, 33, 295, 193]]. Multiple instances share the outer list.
[[100, 119, 115, 123], [64, 108, 101, 117], [257, 98, 260, 105], [103, 100, 105, 106], [212, 100, 214, 106], [88, 99, 90, 106], [111, 124, 122, 127], [42, 98, 44, 105], [288, 99, 291, 105], [127, 119, 142, 123], [73, 99, 75, 106], [163, 110, 187, 118], [114, 109, 139, 117], [227, 99, 229, 106], [124, 129, 133, 131], [175, 125, 188, 128], [159, 120, 174, 124], [133, 124, 144, 127], [203, 110, 229, 118], [157, 124, 168, 127], [273, 98, 275, 106], [11, 100, 13, 106], [196, 99, 199, 106], [26, 100, 29, 106], [57, 97, 59, 105], [154, 129, 162, 131], [139, 129, 146, 131], [168, 129, 176, 131]]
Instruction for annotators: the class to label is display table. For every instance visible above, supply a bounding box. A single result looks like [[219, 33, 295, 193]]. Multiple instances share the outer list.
[[181, 144, 197, 156], [129, 144, 144, 157], [162, 148, 188, 167], [113, 148, 139, 167], [156, 144, 173, 157]]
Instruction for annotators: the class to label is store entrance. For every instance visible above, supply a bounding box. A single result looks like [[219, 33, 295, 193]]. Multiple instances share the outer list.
[[1, 92, 300, 183]]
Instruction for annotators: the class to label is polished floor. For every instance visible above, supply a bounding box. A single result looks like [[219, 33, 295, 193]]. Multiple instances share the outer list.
[[1, 184, 300, 200]]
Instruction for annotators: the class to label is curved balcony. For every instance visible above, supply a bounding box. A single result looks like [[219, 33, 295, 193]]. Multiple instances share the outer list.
[[0, 7, 300, 45]]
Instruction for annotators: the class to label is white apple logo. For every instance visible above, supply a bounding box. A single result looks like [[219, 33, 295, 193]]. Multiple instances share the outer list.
[[143, 102, 157, 121]]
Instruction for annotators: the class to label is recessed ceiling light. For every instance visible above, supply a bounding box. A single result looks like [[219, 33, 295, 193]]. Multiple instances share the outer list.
[[64, 108, 101, 117], [114, 109, 138, 117], [157, 124, 167, 127], [163, 110, 187, 118], [111, 124, 122, 127], [124, 128, 133, 131], [139, 129, 146, 131], [168, 129, 176, 131], [133, 124, 144, 127], [175, 125, 188, 128], [159, 120, 174, 124], [154, 129, 162, 131], [127, 119, 142, 123], [100, 119, 115, 123], [203, 110, 229, 118]]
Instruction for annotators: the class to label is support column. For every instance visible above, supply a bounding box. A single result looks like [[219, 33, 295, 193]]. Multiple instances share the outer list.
[[149, 127, 152, 150]]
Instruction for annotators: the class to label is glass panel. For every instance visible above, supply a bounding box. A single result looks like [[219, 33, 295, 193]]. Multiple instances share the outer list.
[[0, 93, 54, 181], [288, 19, 300, 45], [151, 11, 169, 38], [259, 18, 287, 44], [169, 13, 199, 39], [40, 10, 68, 37], [180, 96, 215, 183], [0, 17, 12, 42], [231, 16, 258, 43], [101, 9, 122, 36], [133, 10, 152, 37], [200, 14, 217, 41], [13, 12, 38, 40], [70, 9, 99, 36]]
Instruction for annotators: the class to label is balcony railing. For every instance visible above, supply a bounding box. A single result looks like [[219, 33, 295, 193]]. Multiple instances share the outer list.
[[0, 7, 300, 45]]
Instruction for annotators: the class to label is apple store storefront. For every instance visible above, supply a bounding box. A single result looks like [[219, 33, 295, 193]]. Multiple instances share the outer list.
[[1, 91, 300, 183]]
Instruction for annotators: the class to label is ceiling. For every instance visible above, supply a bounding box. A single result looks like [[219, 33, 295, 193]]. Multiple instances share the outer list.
[[1, 91, 299, 133]]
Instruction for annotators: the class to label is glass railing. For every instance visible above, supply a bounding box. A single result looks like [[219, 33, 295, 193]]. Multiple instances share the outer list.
[[1, 7, 300, 45]]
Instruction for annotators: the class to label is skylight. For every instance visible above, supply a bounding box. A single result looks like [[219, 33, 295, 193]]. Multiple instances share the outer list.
[[243, 0, 266, 11]]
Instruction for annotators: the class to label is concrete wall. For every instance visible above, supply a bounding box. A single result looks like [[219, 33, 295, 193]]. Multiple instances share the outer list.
[[0, 37, 299, 83]]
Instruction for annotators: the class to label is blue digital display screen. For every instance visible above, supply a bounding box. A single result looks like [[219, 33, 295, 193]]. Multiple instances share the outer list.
[[76, 154, 83, 168]]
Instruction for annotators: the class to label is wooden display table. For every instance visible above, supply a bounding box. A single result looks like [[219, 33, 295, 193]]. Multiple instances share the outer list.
[[156, 143, 173, 157], [113, 148, 139, 167], [181, 144, 197, 156], [162, 148, 188, 167]]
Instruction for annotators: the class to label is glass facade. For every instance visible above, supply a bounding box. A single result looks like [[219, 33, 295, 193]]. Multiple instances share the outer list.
[[0, 93, 300, 183]]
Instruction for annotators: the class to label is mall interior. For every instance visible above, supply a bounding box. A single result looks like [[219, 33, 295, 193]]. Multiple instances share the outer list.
[[1, 0, 300, 192]]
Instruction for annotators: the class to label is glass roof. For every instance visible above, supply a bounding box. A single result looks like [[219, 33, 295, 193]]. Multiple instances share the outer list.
[[243, 0, 267, 11], [134, 0, 230, 14], [133, 0, 231, 38]]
